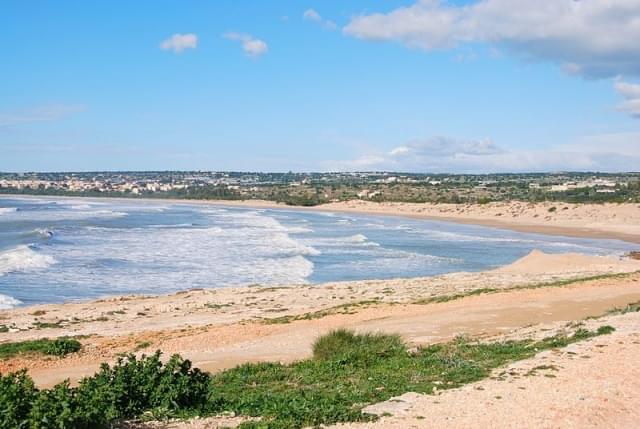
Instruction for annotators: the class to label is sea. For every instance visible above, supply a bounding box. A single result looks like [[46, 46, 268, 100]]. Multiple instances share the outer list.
[[0, 195, 636, 308]]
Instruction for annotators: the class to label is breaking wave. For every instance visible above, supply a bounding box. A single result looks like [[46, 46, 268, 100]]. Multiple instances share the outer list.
[[0, 293, 21, 310], [0, 245, 57, 277]]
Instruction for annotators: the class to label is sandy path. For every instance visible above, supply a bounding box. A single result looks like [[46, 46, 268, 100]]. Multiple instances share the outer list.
[[332, 311, 640, 429], [19, 271, 640, 388]]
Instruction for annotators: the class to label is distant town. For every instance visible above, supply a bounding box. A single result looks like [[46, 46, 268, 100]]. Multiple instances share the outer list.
[[1, 171, 639, 205]]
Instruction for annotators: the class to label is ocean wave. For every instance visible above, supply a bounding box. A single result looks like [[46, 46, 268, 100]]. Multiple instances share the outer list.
[[199, 208, 228, 214], [347, 233, 369, 243], [285, 226, 314, 234], [33, 228, 55, 239], [0, 207, 18, 215], [0, 293, 21, 310], [0, 245, 57, 276], [147, 223, 196, 229], [308, 234, 379, 248], [0, 208, 127, 222]]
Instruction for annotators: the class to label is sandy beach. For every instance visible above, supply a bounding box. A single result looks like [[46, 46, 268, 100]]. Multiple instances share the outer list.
[[2, 197, 640, 427]]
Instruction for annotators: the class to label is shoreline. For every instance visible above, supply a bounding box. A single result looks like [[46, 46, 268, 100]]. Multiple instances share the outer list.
[[3, 194, 640, 244], [1, 250, 640, 388]]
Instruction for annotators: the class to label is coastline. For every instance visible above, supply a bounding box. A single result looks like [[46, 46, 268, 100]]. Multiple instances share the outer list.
[[1, 250, 640, 388], [3, 194, 640, 244]]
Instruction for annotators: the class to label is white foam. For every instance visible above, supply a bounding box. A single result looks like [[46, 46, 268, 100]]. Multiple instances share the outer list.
[[147, 223, 195, 229], [0, 293, 21, 310], [285, 226, 314, 234], [347, 233, 369, 243], [0, 207, 17, 215], [0, 245, 57, 276], [33, 228, 54, 239], [39, 209, 318, 293]]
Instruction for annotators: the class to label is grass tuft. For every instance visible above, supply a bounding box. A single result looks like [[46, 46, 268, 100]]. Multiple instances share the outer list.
[[0, 337, 81, 359], [312, 329, 406, 362]]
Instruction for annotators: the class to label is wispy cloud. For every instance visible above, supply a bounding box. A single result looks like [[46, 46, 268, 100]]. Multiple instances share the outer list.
[[0, 104, 86, 127], [326, 134, 640, 173], [344, 0, 640, 79], [303, 9, 337, 30], [223, 32, 268, 57], [160, 33, 198, 53], [615, 79, 640, 119]]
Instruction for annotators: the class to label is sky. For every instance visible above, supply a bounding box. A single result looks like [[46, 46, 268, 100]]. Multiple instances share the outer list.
[[1, 0, 640, 173]]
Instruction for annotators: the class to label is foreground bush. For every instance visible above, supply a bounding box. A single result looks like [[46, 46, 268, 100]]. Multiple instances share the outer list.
[[0, 352, 211, 429], [0, 326, 615, 429]]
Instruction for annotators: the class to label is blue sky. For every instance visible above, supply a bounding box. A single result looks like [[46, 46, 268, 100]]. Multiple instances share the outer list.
[[1, 0, 639, 173]]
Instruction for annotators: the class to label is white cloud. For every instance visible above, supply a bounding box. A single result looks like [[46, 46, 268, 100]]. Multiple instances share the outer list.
[[160, 33, 198, 53], [224, 32, 268, 57], [303, 9, 322, 21], [615, 79, 640, 118], [328, 134, 640, 173], [344, 0, 640, 78], [0, 104, 86, 127], [303, 8, 337, 30]]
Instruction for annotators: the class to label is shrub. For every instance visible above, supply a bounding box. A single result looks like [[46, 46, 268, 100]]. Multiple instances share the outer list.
[[43, 338, 82, 356], [73, 352, 211, 423], [28, 381, 81, 429], [0, 370, 38, 428]]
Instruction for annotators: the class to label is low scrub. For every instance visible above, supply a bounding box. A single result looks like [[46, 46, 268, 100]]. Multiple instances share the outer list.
[[0, 327, 614, 429], [0, 337, 81, 359]]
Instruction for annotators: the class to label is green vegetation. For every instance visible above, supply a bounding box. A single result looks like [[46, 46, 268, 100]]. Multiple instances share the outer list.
[[262, 300, 382, 324], [606, 300, 640, 315], [32, 320, 65, 330], [0, 327, 614, 429], [2, 171, 639, 205], [0, 338, 81, 359], [416, 271, 640, 305]]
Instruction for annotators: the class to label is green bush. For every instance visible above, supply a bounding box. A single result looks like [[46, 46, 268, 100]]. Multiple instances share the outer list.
[[0, 352, 211, 429], [0, 370, 38, 428], [28, 381, 80, 429], [43, 339, 82, 357]]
